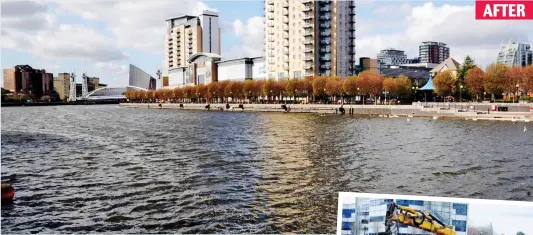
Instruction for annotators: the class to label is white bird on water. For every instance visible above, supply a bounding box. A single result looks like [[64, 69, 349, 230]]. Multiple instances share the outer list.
[[433, 116, 438, 120], [407, 118, 410, 122], [525, 126, 528, 132]]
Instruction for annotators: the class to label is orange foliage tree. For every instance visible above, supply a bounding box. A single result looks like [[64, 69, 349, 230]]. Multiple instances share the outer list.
[[433, 70, 456, 97], [325, 76, 343, 102], [312, 76, 328, 98], [465, 67, 485, 100], [395, 76, 412, 96], [523, 65, 533, 96], [484, 63, 507, 98], [357, 70, 383, 101], [504, 66, 523, 100]]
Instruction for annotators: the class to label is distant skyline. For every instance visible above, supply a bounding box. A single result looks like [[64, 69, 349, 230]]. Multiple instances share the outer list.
[[2, 0, 532, 87]]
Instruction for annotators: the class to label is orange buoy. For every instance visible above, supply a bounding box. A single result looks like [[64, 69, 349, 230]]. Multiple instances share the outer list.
[[1, 184, 15, 201]]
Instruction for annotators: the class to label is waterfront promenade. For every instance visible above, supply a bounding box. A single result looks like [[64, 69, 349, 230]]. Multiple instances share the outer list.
[[120, 102, 533, 122]]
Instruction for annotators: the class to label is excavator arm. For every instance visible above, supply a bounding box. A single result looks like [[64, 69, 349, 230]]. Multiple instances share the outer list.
[[380, 202, 456, 235]]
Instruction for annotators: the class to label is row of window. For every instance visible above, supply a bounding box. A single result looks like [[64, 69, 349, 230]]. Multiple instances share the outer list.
[[369, 216, 385, 222], [342, 209, 355, 218], [369, 199, 393, 206], [396, 199, 424, 206]]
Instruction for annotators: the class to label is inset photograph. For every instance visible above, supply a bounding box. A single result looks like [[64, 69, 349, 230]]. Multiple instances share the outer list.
[[338, 193, 533, 235]]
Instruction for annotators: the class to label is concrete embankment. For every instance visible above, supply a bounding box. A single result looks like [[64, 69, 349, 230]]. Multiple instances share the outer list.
[[120, 103, 533, 122]]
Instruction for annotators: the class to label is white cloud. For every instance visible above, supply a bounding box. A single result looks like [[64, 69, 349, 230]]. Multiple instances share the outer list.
[[94, 62, 128, 74], [225, 16, 265, 59], [47, 0, 215, 52], [356, 2, 533, 68]]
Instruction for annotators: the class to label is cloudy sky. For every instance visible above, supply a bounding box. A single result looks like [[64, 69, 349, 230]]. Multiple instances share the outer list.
[[1, 0, 532, 87], [341, 195, 533, 234]]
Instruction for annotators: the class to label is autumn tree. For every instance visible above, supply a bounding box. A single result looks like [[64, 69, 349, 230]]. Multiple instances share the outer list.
[[504, 66, 523, 100], [383, 77, 397, 94], [433, 70, 456, 97], [173, 88, 183, 102], [312, 76, 328, 97], [207, 82, 217, 102], [285, 79, 297, 97], [262, 79, 276, 101], [522, 65, 533, 96], [357, 70, 383, 101], [196, 84, 207, 102], [243, 80, 254, 100], [395, 76, 412, 96], [325, 76, 343, 102], [233, 81, 245, 100], [484, 63, 507, 99], [252, 80, 264, 102], [465, 66, 485, 100], [274, 79, 287, 102], [182, 86, 194, 101], [216, 81, 229, 102], [342, 76, 359, 99]]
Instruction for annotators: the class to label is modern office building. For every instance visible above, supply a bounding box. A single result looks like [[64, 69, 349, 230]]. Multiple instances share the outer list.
[[167, 53, 266, 88], [129, 64, 156, 90], [496, 40, 533, 67], [165, 11, 221, 73], [264, 0, 356, 79], [419, 41, 450, 64], [377, 49, 410, 67], [341, 198, 468, 235]]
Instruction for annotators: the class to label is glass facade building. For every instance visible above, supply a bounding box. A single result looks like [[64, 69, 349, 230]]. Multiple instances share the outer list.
[[341, 198, 468, 235]]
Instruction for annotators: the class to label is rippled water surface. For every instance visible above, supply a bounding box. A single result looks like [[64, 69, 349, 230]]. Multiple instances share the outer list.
[[2, 105, 533, 233]]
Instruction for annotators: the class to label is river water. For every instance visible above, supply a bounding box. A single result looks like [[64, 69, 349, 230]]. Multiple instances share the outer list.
[[1, 105, 532, 233]]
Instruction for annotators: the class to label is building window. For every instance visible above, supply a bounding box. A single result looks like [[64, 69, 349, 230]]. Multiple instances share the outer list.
[[452, 220, 467, 232], [278, 72, 285, 79], [294, 71, 301, 78]]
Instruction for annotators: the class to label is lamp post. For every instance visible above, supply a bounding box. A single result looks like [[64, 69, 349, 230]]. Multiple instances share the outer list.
[[483, 91, 486, 101], [295, 89, 298, 104], [412, 86, 417, 102], [513, 83, 520, 103], [459, 85, 463, 103]]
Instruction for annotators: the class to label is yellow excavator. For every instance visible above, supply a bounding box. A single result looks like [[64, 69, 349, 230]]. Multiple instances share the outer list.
[[377, 202, 456, 235]]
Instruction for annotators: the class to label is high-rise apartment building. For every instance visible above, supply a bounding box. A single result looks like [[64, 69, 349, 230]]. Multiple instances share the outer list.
[[341, 198, 468, 235], [419, 41, 450, 64], [496, 40, 532, 67], [165, 11, 221, 72], [264, 0, 356, 80]]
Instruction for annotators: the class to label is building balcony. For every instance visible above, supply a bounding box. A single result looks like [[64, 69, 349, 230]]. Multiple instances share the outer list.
[[349, 10, 356, 15], [283, 25, 289, 31], [320, 31, 331, 36], [304, 56, 313, 61], [303, 6, 313, 12], [349, 35, 355, 39], [267, 6, 274, 12], [266, 0, 274, 5], [320, 40, 330, 45], [320, 6, 330, 12], [304, 64, 313, 70], [320, 47, 330, 53], [303, 0, 313, 4], [320, 15, 331, 20], [268, 30, 275, 35], [283, 41, 289, 47], [349, 3, 355, 8], [267, 22, 275, 28], [321, 64, 331, 69], [282, 32, 289, 39], [282, 8, 289, 16], [321, 56, 331, 61], [284, 63, 290, 70], [305, 48, 313, 53], [282, 1, 289, 8], [268, 37, 275, 42], [267, 14, 275, 20], [303, 22, 313, 28], [282, 16, 289, 23], [304, 39, 314, 45], [283, 56, 290, 62], [321, 0, 331, 4], [303, 14, 313, 20], [283, 48, 289, 55], [320, 23, 330, 28], [304, 30, 313, 36]]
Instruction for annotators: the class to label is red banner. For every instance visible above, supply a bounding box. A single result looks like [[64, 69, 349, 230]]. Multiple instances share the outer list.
[[475, 0, 533, 20]]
